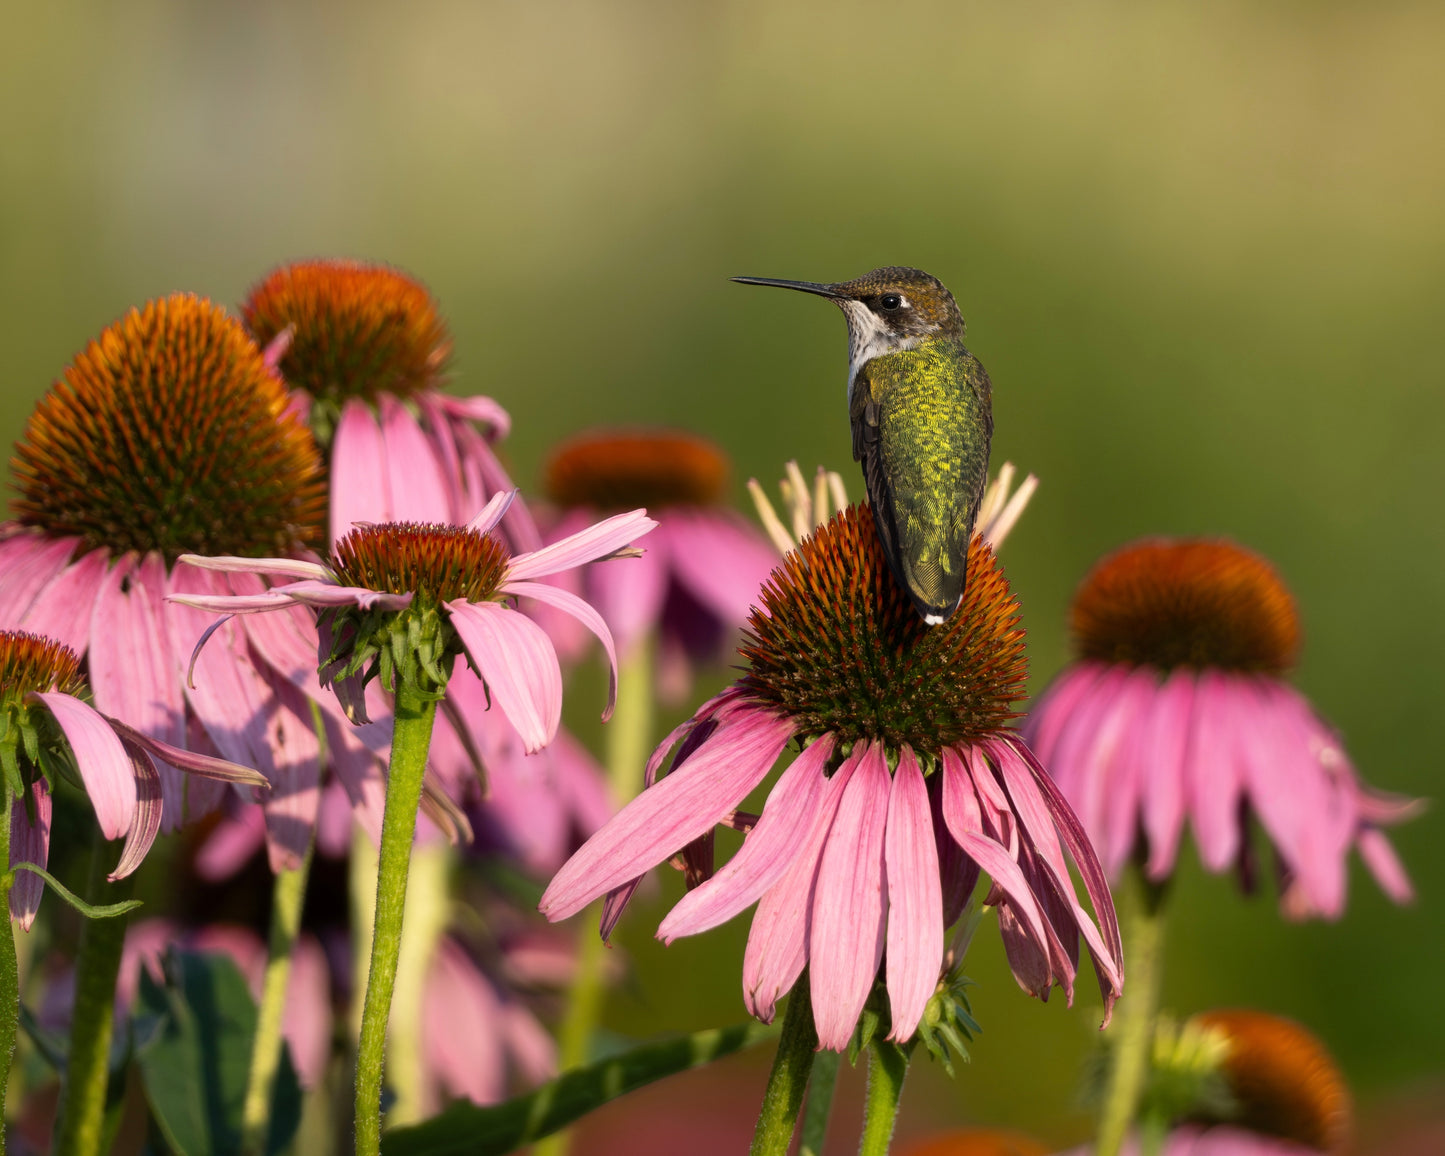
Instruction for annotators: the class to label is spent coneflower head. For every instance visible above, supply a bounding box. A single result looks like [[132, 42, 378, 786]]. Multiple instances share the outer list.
[[539, 428, 778, 701], [0, 295, 334, 864], [0, 630, 265, 929], [1026, 537, 1421, 918], [242, 258, 538, 551], [541, 504, 1122, 1052]]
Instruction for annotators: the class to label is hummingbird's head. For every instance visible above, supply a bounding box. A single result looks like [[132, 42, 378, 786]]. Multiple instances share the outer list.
[[732, 266, 964, 386]]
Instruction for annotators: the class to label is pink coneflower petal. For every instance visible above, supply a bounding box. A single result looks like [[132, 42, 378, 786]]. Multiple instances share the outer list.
[[258, 673, 323, 871], [505, 510, 658, 583], [0, 534, 81, 623], [284, 935, 334, 1090], [106, 717, 271, 788], [32, 691, 136, 840], [10, 781, 51, 930], [108, 739, 163, 881], [884, 747, 944, 1042], [1046, 664, 1132, 826], [451, 418, 543, 551], [174, 555, 333, 582], [19, 546, 109, 654], [331, 399, 392, 540], [1071, 668, 1156, 875], [435, 392, 512, 434], [465, 488, 515, 536], [446, 599, 563, 754], [540, 709, 794, 921], [1140, 667, 1196, 881], [500, 579, 620, 720], [499, 1000, 558, 1087], [195, 805, 267, 881], [584, 537, 669, 661], [1098, 669, 1162, 879], [663, 510, 777, 628], [742, 747, 857, 1023], [809, 741, 891, 1051], [930, 776, 980, 929], [423, 938, 506, 1107], [327, 715, 387, 847], [658, 734, 835, 943], [1186, 670, 1245, 871], [551, 728, 613, 837], [1025, 662, 1110, 767], [90, 553, 190, 829], [1356, 827, 1414, 904], [939, 748, 1054, 998], [378, 394, 452, 523]]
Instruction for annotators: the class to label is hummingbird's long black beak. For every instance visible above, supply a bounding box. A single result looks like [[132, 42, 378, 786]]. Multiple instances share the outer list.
[[730, 276, 841, 299]]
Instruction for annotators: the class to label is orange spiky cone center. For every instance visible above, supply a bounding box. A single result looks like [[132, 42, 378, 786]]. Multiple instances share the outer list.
[[1071, 538, 1301, 674], [0, 630, 84, 702], [331, 522, 509, 605], [10, 294, 325, 561], [544, 430, 729, 510]]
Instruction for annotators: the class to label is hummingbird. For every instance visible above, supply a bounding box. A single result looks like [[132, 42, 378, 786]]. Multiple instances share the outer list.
[[733, 266, 993, 624]]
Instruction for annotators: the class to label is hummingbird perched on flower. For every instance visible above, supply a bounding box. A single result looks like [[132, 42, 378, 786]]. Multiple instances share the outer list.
[[732, 266, 993, 624]]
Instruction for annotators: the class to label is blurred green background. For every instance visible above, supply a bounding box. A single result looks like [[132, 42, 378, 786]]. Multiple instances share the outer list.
[[2, 1, 1441, 1150]]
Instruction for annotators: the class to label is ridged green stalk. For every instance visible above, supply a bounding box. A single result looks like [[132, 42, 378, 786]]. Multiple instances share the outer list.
[[749, 983, 817, 1156], [858, 1042, 910, 1156]]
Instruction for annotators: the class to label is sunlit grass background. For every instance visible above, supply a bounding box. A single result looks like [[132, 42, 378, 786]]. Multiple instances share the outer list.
[[2, 1, 1441, 1150]]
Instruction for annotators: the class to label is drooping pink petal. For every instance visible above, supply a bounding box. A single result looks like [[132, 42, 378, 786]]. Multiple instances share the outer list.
[[106, 718, 270, 788], [378, 394, 453, 523], [175, 554, 332, 581], [659, 734, 834, 942], [505, 510, 659, 583], [582, 534, 669, 661], [258, 670, 323, 872], [501, 579, 620, 720], [89, 552, 191, 830], [809, 741, 891, 1050], [1098, 669, 1163, 879], [326, 714, 387, 848], [10, 780, 51, 930], [195, 805, 267, 881], [663, 510, 777, 630], [283, 935, 334, 1090], [330, 399, 392, 541], [19, 546, 110, 655], [432, 391, 512, 435], [1045, 664, 1133, 817], [108, 739, 163, 880], [742, 747, 857, 1023], [1185, 670, 1245, 872], [884, 747, 943, 1042], [1356, 827, 1414, 904], [498, 1000, 557, 1087], [166, 590, 303, 615], [1067, 667, 1156, 873], [0, 533, 82, 626], [278, 580, 412, 611], [1140, 667, 1197, 881], [540, 708, 794, 921], [1023, 661, 1110, 766], [551, 728, 613, 837], [446, 599, 563, 753], [930, 773, 979, 929], [449, 417, 543, 552], [423, 938, 506, 1107], [32, 692, 136, 840]]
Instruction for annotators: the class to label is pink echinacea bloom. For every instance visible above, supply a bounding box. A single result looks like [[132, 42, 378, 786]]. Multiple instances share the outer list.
[[1024, 538, 1421, 918], [541, 506, 1122, 1051], [0, 631, 265, 929]]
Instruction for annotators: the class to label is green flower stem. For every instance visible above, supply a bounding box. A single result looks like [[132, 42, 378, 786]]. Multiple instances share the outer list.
[[535, 640, 655, 1156], [0, 788, 16, 1156], [353, 683, 438, 1156], [749, 982, 817, 1156], [239, 834, 315, 1156], [798, 1047, 839, 1156], [1095, 870, 1167, 1156], [858, 1041, 910, 1156], [52, 831, 134, 1156]]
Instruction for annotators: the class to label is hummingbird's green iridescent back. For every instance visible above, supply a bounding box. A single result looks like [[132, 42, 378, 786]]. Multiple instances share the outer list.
[[852, 335, 993, 621]]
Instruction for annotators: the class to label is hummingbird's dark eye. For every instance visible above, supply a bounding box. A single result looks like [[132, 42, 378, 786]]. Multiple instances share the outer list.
[[880, 294, 903, 311]]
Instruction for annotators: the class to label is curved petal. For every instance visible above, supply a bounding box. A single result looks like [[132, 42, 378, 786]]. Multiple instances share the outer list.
[[743, 746, 857, 1023], [281, 580, 412, 611], [1023, 661, 1110, 767], [32, 692, 136, 840], [109, 740, 163, 880], [1186, 671, 1245, 872], [1356, 827, 1413, 904], [165, 590, 300, 614], [175, 554, 331, 581], [884, 748, 944, 1042], [331, 399, 391, 540], [658, 734, 834, 942], [447, 600, 563, 753], [194, 805, 267, 882], [0, 534, 82, 626], [10, 780, 52, 930], [809, 741, 891, 1050], [1140, 668, 1197, 881], [500, 579, 619, 719], [423, 938, 507, 1106], [432, 392, 512, 436], [505, 510, 659, 583], [20, 546, 110, 655], [539, 708, 794, 922], [582, 531, 669, 662], [378, 394, 453, 524], [663, 510, 777, 630], [466, 489, 516, 535]]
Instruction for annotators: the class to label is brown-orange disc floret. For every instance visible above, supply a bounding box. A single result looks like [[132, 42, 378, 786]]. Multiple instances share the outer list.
[[10, 294, 326, 560], [331, 522, 509, 606], [1195, 1009, 1352, 1153], [242, 260, 451, 403], [740, 504, 1028, 755], [544, 430, 729, 511], [0, 630, 84, 703], [1071, 538, 1300, 675]]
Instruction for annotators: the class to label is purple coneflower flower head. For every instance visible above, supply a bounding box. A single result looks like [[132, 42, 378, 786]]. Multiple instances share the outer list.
[[541, 505, 1123, 1051], [0, 294, 331, 867], [242, 259, 539, 553], [171, 493, 655, 755], [541, 430, 778, 702], [1024, 538, 1421, 918], [0, 631, 266, 929]]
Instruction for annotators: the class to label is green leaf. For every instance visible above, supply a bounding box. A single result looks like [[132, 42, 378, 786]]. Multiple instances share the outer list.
[[10, 862, 143, 919], [382, 1021, 777, 1156], [134, 948, 303, 1156]]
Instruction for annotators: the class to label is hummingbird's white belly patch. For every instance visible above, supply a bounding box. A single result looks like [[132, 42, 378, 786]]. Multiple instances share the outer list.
[[840, 299, 925, 400]]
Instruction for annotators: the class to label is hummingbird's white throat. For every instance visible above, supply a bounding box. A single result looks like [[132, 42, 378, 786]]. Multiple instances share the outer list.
[[839, 298, 929, 400]]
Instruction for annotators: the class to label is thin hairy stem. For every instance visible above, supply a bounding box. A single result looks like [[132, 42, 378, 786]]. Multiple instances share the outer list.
[[858, 1042, 910, 1156], [749, 981, 818, 1156]]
